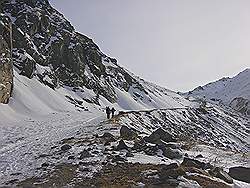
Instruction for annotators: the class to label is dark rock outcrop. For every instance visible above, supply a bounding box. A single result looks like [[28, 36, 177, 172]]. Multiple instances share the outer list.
[[79, 150, 93, 159], [120, 125, 137, 140], [181, 157, 212, 170], [230, 97, 250, 116], [61, 144, 71, 151], [101, 132, 116, 143], [158, 163, 185, 181], [209, 167, 233, 184], [144, 128, 176, 144], [0, 15, 13, 104], [0, 0, 152, 105], [161, 147, 183, 159], [229, 166, 250, 183], [116, 140, 129, 150]]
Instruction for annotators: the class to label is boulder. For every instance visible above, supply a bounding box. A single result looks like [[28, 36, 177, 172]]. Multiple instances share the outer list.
[[158, 163, 185, 180], [144, 145, 159, 156], [111, 155, 127, 163], [61, 144, 72, 151], [41, 162, 49, 168], [68, 155, 75, 160], [181, 157, 211, 170], [116, 140, 129, 150], [162, 147, 183, 159], [79, 149, 93, 159], [101, 132, 116, 143], [132, 139, 147, 151], [120, 125, 137, 140], [210, 167, 233, 184], [229, 166, 250, 183], [145, 128, 176, 144]]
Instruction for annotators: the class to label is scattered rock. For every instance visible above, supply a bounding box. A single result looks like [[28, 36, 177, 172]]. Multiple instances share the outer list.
[[145, 128, 176, 144], [102, 132, 115, 139], [181, 157, 211, 170], [38, 153, 50, 158], [6, 179, 19, 185], [68, 155, 75, 160], [132, 139, 147, 151], [61, 144, 72, 151], [184, 166, 209, 176], [116, 140, 129, 150], [144, 145, 159, 156], [79, 166, 89, 172], [51, 145, 57, 150], [10, 172, 22, 176], [61, 137, 75, 144], [41, 162, 50, 168], [162, 147, 183, 159], [120, 125, 137, 140], [104, 141, 111, 146], [229, 166, 250, 183], [164, 143, 180, 149], [111, 155, 127, 163], [101, 132, 116, 143], [162, 163, 179, 171], [158, 163, 185, 180], [79, 150, 93, 159]]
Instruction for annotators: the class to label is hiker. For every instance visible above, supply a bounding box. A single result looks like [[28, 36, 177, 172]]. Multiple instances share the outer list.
[[111, 107, 116, 118], [106, 106, 111, 119]]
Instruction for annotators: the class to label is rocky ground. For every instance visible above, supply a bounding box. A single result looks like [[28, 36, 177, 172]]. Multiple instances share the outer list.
[[1, 109, 249, 188]]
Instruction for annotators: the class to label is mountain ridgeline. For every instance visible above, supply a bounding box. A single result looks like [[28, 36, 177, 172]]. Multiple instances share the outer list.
[[0, 0, 189, 109], [186, 69, 250, 116]]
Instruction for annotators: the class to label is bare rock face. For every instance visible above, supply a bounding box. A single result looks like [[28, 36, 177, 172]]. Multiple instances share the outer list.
[[230, 97, 250, 116], [0, 15, 13, 104]]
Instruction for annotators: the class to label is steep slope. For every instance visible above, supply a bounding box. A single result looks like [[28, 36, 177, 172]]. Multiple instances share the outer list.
[[0, 0, 192, 117], [186, 69, 250, 116]]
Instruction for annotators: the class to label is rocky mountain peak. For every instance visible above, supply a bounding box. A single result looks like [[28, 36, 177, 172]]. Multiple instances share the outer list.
[[0, 0, 191, 108]]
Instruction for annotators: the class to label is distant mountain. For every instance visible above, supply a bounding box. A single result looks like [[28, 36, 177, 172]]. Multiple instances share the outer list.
[[0, 0, 192, 119], [186, 69, 250, 116]]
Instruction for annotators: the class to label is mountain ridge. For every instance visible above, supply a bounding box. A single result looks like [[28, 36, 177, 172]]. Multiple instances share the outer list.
[[0, 0, 193, 120], [186, 68, 250, 116]]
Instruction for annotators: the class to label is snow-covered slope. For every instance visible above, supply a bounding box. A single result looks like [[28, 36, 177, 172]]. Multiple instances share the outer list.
[[0, 0, 193, 120], [186, 69, 250, 116]]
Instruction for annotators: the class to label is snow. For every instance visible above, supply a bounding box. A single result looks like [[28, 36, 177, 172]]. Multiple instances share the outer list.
[[0, 110, 105, 185], [115, 87, 147, 110], [0, 70, 75, 123], [187, 68, 250, 105], [45, 36, 58, 50], [127, 152, 175, 165], [233, 180, 250, 188], [184, 144, 249, 171]]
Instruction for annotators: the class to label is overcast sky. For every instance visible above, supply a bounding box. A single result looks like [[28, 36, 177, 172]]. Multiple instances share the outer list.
[[49, 0, 250, 92]]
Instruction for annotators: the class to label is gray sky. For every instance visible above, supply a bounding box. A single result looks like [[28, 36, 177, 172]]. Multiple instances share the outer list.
[[49, 0, 250, 92]]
